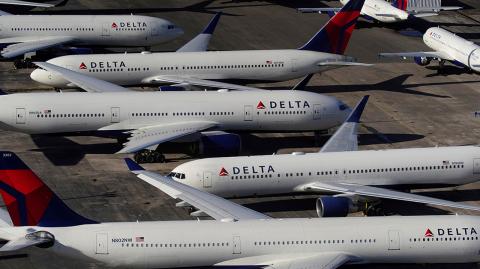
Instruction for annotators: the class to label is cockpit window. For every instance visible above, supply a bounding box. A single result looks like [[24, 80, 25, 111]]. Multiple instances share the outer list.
[[167, 25, 175, 30], [168, 172, 185, 179]]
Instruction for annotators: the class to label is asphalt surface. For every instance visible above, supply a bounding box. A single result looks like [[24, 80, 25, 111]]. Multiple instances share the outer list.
[[1, 0, 480, 268]]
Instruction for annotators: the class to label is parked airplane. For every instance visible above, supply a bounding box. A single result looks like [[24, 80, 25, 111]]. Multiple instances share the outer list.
[[379, 27, 480, 72], [30, 0, 370, 91], [0, 62, 351, 162], [167, 95, 480, 217], [299, 0, 461, 23], [1, 152, 480, 268], [0, 11, 183, 59]]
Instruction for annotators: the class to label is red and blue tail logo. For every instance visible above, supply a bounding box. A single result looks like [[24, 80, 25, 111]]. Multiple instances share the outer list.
[[0, 152, 96, 227], [392, 0, 408, 11], [299, 0, 365, 55]]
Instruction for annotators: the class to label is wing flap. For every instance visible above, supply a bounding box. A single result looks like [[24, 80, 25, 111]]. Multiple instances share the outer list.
[[1, 36, 74, 58], [34, 62, 130, 92], [125, 160, 270, 221], [302, 181, 480, 212], [118, 121, 218, 154], [216, 252, 357, 269]]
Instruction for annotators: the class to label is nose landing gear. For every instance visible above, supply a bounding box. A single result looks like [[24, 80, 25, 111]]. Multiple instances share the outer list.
[[133, 149, 166, 163]]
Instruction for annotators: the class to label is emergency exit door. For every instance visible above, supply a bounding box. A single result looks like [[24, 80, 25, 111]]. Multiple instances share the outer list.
[[16, 108, 26, 124], [96, 233, 109, 254], [388, 230, 400, 250], [111, 107, 120, 123], [232, 236, 241, 254], [102, 23, 111, 36], [474, 159, 480, 174], [244, 105, 253, 121], [203, 171, 212, 188], [313, 104, 324, 120]]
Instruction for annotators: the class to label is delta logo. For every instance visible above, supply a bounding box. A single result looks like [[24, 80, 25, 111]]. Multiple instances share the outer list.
[[79, 62, 87, 70], [219, 167, 229, 176], [257, 101, 266, 109], [111, 22, 118, 29], [425, 228, 433, 237]]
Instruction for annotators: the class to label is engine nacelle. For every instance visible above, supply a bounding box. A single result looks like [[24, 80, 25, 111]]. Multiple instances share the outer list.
[[196, 131, 241, 156], [414, 56, 431, 66], [468, 49, 480, 72], [316, 196, 359, 217], [60, 47, 93, 55]]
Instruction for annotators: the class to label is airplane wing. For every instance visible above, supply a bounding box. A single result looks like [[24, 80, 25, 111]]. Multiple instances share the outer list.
[[125, 159, 271, 221], [317, 61, 372, 66], [216, 252, 358, 269], [0, 0, 55, 7], [299, 181, 480, 212], [176, 12, 221, 52], [408, 6, 462, 13], [298, 7, 342, 13], [34, 62, 131, 92], [148, 75, 265, 91], [320, 95, 369, 153], [1, 36, 75, 58], [379, 51, 454, 61], [117, 121, 218, 154]]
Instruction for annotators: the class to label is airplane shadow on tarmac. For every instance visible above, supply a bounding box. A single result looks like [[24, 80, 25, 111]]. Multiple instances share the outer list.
[[28, 131, 424, 166], [285, 74, 480, 98]]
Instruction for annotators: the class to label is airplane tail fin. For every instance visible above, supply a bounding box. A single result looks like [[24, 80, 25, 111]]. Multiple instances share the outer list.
[[0, 152, 97, 227], [299, 0, 365, 54], [176, 12, 222, 52], [392, 0, 408, 11]]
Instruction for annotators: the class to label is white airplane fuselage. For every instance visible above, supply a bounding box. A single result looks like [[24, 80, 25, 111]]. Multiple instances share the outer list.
[[31, 49, 352, 87], [0, 90, 349, 135], [5, 215, 480, 268], [341, 0, 409, 23], [0, 14, 183, 47], [423, 27, 480, 72], [172, 146, 480, 197]]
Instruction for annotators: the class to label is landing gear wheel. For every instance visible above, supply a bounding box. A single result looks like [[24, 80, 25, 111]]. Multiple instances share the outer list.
[[133, 150, 166, 163], [364, 205, 386, 216]]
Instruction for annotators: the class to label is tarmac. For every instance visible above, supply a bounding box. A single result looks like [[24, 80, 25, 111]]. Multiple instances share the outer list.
[[1, 0, 480, 268]]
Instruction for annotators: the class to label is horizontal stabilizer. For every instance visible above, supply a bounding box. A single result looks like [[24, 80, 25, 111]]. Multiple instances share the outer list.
[[34, 62, 130, 92], [125, 159, 271, 221], [298, 7, 341, 13], [0, 231, 54, 252]]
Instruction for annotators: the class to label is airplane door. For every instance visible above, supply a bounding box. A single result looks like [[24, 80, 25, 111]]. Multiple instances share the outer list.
[[291, 59, 298, 72], [313, 104, 324, 120], [111, 107, 120, 123], [151, 26, 160, 37], [15, 108, 26, 124], [232, 236, 241, 254], [388, 230, 400, 250], [473, 159, 480, 174], [96, 233, 109, 254], [102, 23, 111, 37], [244, 105, 253, 121], [203, 171, 212, 188]]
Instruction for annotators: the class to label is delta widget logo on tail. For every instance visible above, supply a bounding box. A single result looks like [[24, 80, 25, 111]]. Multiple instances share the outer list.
[[257, 101, 266, 109], [425, 228, 433, 237], [79, 62, 87, 70], [219, 167, 229, 176]]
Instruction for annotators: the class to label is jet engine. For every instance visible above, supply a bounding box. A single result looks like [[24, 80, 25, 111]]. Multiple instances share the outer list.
[[194, 131, 242, 156], [414, 56, 431, 66], [315, 196, 364, 217]]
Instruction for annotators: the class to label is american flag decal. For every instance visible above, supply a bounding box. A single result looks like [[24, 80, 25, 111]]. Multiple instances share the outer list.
[[266, 60, 272, 64], [136, 237, 144, 242]]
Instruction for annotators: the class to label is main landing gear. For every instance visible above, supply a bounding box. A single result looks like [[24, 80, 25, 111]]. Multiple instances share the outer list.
[[134, 149, 166, 164]]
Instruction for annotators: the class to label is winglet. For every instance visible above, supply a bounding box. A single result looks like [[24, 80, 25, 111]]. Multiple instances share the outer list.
[[176, 12, 222, 52], [202, 12, 222, 34], [124, 158, 145, 172], [319, 95, 369, 153], [291, 74, 314, 91], [346, 95, 369, 123]]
